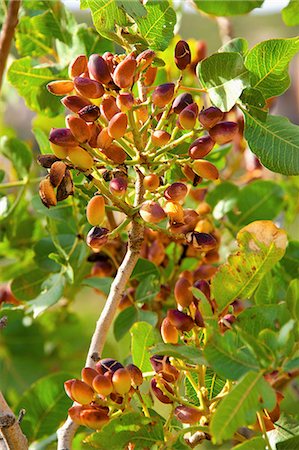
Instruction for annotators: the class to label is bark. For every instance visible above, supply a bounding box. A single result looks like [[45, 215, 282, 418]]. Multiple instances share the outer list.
[[0, 392, 28, 450]]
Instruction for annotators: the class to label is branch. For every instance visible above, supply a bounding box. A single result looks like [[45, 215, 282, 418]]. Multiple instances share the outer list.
[[0, 0, 21, 93], [57, 170, 145, 450], [215, 16, 233, 44], [0, 392, 28, 450]]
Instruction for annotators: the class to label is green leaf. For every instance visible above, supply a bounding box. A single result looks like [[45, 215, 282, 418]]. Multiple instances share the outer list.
[[131, 258, 159, 281], [193, 0, 264, 16], [233, 437, 266, 450], [277, 436, 299, 449], [243, 111, 299, 175], [206, 181, 238, 220], [7, 57, 65, 117], [85, 0, 127, 43], [15, 372, 72, 442], [150, 343, 205, 365], [27, 273, 65, 318], [130, 322, 160, 372], [82, 277, 113, 295], [237, 304, 291, 336], [204, 331, 260, 380], [210, 371, 276, 444], [269, 413, 299, 446], [211, 221, 287, 313], [114, 306, 137, 341], [280, 241, 299, 278], [228, 180, 284, 226], [245, 38, 299, 99], [116, 0, 147, 19], [0, 136, 32, 178], [286, 279, 299, 322], [219, 38, 248, 55], [86, 412, 164, 449], [197, 52, 249, 111], [32, 127, 51, 154], [135, 273, 160, 303], [11, 269, 48, 301], [135, 0, 176, 51], [240, 87, 267, 121], [282, 0, 299, 26], [254, 271, 275, 305]]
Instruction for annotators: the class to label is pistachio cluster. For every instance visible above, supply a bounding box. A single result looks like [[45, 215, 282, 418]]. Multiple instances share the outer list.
[[65, 358, 143, 429]]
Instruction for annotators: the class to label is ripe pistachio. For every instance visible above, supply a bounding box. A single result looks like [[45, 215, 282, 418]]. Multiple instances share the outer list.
[[174, 277, 193, 308], [101, 143, 126, 164], [81, 367, 98, 387], [68, 54, 88, 78], [167, 309, 194, 332], [56, 169, 74, 201], [188, 136, 215, 159], [47, 80, 74, 96], [164, 182, 188, 202], [179, 103, 198, 129], [199, 106, 224, 129], [172, 93, 193, 114], [151, 130, 171, 147], [175, 40, 191, 70], [126, 364, 143, 387], [108, 112, 128, 139], [175, 405, 202, 424], [100, 95, 120, 121], [88, 54, 112, 84], [86, 195, 105, 226], [66, 115, 91, 143], [113, 54, 137, 89], [109, 177, 128, 197], [68, 146, 94, 170], [61, 95, 91, 113], [186, 232, 217, 251], [161, 318, 179, 344], [93, 374, 113, 396], [64, 379, 94, 404], [112, 368, 132, 395], [86, 227, 109, 251], [152, 83, 175, 108], [151, 378, 173, 404], [74, 76, 104, 99], [49, 128, 78, 147], [143, 174, 160, 192], [192, 160, 219, 180], [209, 121, 239, 144], [116, 93, 134, 112], [143, 66, 157, 86], [37, 154, 60, 168], [78, 104, 101, 122], [49, 161, 66, 187], [140, 201, 166, 224], [96, 358, 123, 374], [39, 178, 57, 208]]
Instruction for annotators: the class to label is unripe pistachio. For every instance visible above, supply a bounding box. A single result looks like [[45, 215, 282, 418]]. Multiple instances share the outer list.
[[39, 178, 57, 208], [193, 279, 210, 300], [86, 195, 105, 226], [47, 80, 74, 96], [86, 227, 109, 251], [116, 93, 134, 112], [193, 264, 217, 281], [96, 358, 123, 374], [80, 407, 109, 429], [140, 201, 166, 224], [199, 106, 224, 129], [64, 379, 94, 404], [143, 66, 157, 86], [49, 161, 66, 187], [197, 201, 211, 215], [108, 112, 128, 139], [189, 136, 215, 159], [152, 83, 175, 108], [175, 40, 191, 70], [209, 121, 239, 145], [164, 182, 187, 202], [97, 127, 113, 149], [179, 103, 198, 129], [101, 143, 126, 164], [68, 146, 94, 170], [61, 95, 91, 113], [37, 154, 60, 168], [195, 219, 214, 234], [78, 104, 101, 122], [100, 95, 120, 121], [172, 93, 193, 114], [49, 128, 78, 147], [143, 174, 160, 192], [175, 405, 202, 424], [151, 378, 173, 404], [109, 177, 127, 197], [113, 54, 137, 89], [174, 277, 193, 308], [81, 367, 98, 387], [74, 76, 104, 99], [151, 130, 171, 147], [161, 318, 179, 344], [167, 309, 194, 332], [69, 54, 88, 78], [66, 115, 91, 143], [92, 374, 113, 396], [147, 239, 165, 266], [112, 368, 132, 395], [186, 232, 217, 251], [56, 169, 74, 201], [126, 364, 143, 387], [136, 49, 156, 72], [164, 201, 184, 223], [88, 54, 112, 84]]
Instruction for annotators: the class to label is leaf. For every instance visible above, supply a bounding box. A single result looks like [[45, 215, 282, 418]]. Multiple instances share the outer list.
[[228, 180, 284, 226], [245, 38, 299, 99], [243, 111, 299, 175], [219, 38, 248, 55], [0, 136, 32, 178], [32, 127, 51, 154], [197, 52, 249, 111], [116, 0, 147, 19], [233, 437, 266, 450], [237, 304, 291, 336], [82, 277, 113, 295], [130, 322, 160, 372], [11, 269, 48, 301], [131, 258, 159, 281], [84, 0, 128, 42], [135, 273, 160, 303], [280, 241, 299, 279], [204, 331, 260, 380], [150, 343, 205, 365], [206, 181, 238, 220], [286, 279, 299, 322], [210, 371, 276, 444], [114, 306, 137, 341], [193, 0, 264, 16], [86, 412, 164, 449], [277, 436, 299, 449], [268, 413, 299, 448], [211, 221, 287, 313], [282, 0, 299, 26], [240, 87, 267, 121], [15, 372, 72, 442], [27, 273, 65, 318], [7, 57, 65, 117]]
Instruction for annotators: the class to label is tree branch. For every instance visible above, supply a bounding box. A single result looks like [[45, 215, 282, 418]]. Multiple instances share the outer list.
[[0, 392, 28, 450], [57, 170, 145, 450], [0, 0, 21, 93], [215, 16, 233, 44]]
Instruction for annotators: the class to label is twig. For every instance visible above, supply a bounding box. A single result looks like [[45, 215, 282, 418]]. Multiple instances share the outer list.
[[0, 317, 7, 330], [0, 0, 21, 93], [215, 16, 233, 44], [0, 392, 28, 450], [57, 170, 145, 450]]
